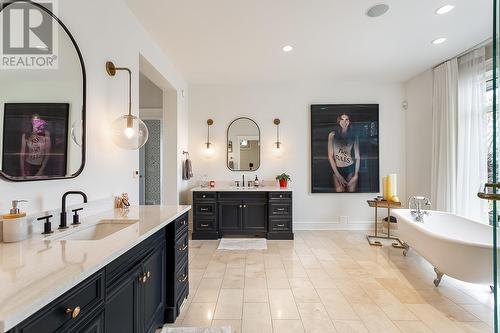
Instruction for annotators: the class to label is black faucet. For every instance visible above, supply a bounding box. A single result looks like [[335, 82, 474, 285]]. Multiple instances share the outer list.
[[60, 191, 87, 229]]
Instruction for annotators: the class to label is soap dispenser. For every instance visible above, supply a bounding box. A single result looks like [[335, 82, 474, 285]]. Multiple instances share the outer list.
[[2, 200, 29, 243]]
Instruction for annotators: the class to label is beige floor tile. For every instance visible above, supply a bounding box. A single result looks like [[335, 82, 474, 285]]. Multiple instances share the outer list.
[[266, 268, 290, 288], [273, 319, 306, 333], [193, 278, 223, 302], [212, 320, 241, 333], [269, 289, 300, 319], [406, 304, 466, 332], [245, 263, 266, 279], [307, 268, 336, 289], [204, 261, 227, 278], [182, 302, 216, 327], [222, 267, 245, 289], [352, 303, 401, 333], [376, 278, 426, 304], [186, 231, 494, 332], [292, 286, 321, 303], [242, 302, 273, 333], [214, 289, 244, 320], [460, 304, 494, 325], [297, 302, 337, 333], [264, 254, 284, 269], [318, 288, 359, 320], [332, 320, 369, 333], [366, 289, 417, 321], [453, 321, 493, 333], [334, 279, 373, 304], [393, 320, 434, 333]]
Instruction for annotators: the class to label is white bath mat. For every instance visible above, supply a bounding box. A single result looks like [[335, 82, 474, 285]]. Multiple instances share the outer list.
[[161, 327, 231, 333], [217, 238, 267, 250]]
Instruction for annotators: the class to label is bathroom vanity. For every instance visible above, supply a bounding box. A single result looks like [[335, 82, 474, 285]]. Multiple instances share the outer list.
[[192, 187, 293, 240], [0, 205, 190, 333]]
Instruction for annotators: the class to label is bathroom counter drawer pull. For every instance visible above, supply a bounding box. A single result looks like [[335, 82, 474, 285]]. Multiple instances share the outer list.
[[276, 224, 285, 227], [277, 208, 285, 211], [200, 208, 209, 211], [66, 306, 81, 319], [200, 224, 209, 227]]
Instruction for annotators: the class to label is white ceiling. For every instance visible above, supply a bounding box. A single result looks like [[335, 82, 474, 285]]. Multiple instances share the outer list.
[[125, 0, 492, 84]]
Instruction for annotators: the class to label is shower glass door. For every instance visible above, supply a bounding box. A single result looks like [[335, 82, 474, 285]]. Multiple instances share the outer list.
[[494, 0, 499, 330]]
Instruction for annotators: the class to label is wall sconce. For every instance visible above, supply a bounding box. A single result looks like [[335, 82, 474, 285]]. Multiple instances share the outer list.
[[272, 118, 283, 157], [204, 119, 214, 157], [106, 61, 149, 150]]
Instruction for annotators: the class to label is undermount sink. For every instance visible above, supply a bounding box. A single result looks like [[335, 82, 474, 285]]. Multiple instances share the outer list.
[[49, 219, 139, 241]]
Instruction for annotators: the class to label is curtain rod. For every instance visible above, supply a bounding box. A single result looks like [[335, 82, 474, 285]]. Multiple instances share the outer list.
[[433, 37, 493, 69]]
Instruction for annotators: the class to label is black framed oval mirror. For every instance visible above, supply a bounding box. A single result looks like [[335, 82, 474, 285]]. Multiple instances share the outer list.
[[0, 0, 86, 181], [227, 117, 260, 171]]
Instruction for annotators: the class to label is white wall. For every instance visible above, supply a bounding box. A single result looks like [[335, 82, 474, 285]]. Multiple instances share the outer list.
[[188, 81, 406, 228], [404, 70, 433, 199], [0, 0, 189, 214]]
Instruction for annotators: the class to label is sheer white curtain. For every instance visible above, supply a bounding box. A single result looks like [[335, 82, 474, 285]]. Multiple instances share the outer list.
[[431, 48, 488, 222], [457, 47, 487, 222], [431, 59, 458, 214]]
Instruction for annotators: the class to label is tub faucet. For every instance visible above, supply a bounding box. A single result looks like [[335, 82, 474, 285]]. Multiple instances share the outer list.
[[408, 196, 431, 222]]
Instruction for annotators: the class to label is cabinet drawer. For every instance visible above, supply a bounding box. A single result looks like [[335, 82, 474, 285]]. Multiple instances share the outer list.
[[194, 218, 217, 231], [17, 271, 104, 333], [269, 203, 291, 216], [194, 203, 216, 217], [175, 258, 189, 297], [174, 213, 189, 237], [269, 219, 292, 232], [269, 192, 292, 200], [193, 192, 217, 202], [174, 231, 189, 265]]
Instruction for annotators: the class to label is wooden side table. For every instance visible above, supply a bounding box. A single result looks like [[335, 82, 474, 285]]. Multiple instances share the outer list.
[[366, 200, 405, 248]]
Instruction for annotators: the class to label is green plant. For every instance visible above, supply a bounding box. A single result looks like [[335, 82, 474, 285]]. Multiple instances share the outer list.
[[276, 173, 291, 182]]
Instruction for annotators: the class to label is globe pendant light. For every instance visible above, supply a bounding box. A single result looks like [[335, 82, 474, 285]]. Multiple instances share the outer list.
[[106, 61, 148, 150]]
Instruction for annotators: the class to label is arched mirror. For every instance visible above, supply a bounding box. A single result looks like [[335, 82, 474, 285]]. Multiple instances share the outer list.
[[227, 117, 260, 171], [0, 0, 86, 181]]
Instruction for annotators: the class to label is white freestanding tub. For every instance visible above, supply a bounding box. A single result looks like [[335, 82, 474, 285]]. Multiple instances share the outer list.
[[392, 209, 495, 286]]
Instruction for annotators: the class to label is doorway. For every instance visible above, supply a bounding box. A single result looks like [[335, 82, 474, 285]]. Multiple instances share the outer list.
[[139, 72, 163, 205]]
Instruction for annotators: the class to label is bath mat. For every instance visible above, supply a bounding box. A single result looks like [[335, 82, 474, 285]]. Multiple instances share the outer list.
[[217, 238, 267, 250], [161, 326, 231, 333]]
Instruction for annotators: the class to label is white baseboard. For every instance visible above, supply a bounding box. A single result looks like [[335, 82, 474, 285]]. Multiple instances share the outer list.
[[293, 221, 375, 231]]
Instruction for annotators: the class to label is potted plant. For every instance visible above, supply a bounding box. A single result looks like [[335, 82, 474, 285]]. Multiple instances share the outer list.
[[276, 173, 291, 188]]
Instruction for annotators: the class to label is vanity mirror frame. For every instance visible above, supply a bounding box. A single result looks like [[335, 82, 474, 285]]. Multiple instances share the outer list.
[[226, 117, 261, 171], [0, 0, 86, 182]]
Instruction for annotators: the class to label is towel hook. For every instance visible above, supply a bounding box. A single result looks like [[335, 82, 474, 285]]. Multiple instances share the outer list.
[[182, 150, 190, 159]]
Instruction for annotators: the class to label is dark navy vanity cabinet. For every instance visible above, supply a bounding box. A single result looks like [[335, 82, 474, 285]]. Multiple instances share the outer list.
[[192, 191, 293, 240], [8, 212, 189, 333]]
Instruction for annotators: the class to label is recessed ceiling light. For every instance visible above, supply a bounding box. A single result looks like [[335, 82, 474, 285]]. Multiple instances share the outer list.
[[432, 37, 447, 45], [366, 3, 390, 18], [436, 5, 455, 15], [282, 45, 293, 52]]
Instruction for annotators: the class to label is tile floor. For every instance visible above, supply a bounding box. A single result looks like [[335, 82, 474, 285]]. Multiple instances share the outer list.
[[168, 231, 494, 333]]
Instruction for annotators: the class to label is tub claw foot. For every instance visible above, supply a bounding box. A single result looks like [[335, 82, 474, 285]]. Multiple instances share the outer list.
[[402, 243, 410, 256], [433, 267, 444, 287]]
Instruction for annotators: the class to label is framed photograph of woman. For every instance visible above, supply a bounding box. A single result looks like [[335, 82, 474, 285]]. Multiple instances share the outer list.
[[311, 104, 379, 193], [1, 103, 69, 178]]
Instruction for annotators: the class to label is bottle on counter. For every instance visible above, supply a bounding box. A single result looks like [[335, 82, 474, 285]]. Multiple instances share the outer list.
[[2, 200, 29, 243], [254, 175, 259, 187]]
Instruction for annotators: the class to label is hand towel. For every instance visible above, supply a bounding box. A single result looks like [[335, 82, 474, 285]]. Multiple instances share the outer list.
[[183, 158, 193, 180]]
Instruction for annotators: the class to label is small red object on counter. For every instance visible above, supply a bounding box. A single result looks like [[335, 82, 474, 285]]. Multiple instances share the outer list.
[[209, 180, 215, 188]]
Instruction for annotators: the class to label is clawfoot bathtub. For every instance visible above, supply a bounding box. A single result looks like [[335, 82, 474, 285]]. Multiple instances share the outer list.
[[392, 209, 495, 287]]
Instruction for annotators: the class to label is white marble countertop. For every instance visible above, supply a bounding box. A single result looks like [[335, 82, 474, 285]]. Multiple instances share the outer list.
[[191, 186, 292, 192], [0, 205, 191, 332]]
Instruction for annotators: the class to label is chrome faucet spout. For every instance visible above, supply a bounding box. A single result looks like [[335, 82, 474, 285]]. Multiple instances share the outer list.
[[408, 196, 431, 222]]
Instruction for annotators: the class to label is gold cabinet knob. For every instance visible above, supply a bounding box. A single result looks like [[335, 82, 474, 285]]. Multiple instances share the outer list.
[[66, 306, 81, 319]]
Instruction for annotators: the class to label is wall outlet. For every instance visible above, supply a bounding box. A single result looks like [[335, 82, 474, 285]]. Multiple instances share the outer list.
[[339, 216, 349, 224]]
